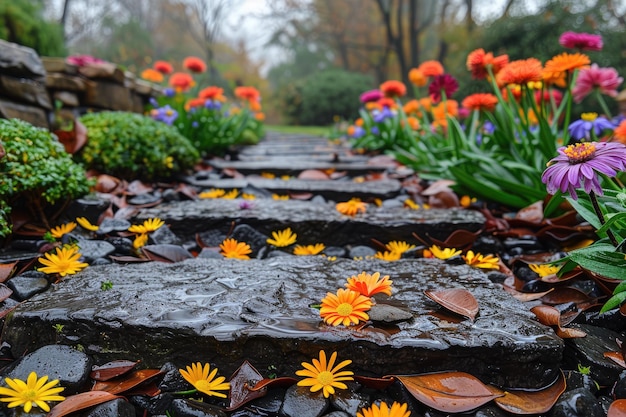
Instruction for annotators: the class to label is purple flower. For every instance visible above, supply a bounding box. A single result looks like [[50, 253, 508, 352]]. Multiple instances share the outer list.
[[350, 126, 365, 139], [568, 113, 615, 141], [371, 126, 380, 135], [149, 97, 159, 107], [164, 88, 175, 97], [239, 201, 254, 210], [151, 105, 178, 125], [559, 31, 603, 51], [359, 89, 383, 104], [428, 74, 458, 102], [541, 141, 626, 199], [372, 107, 395, 123]]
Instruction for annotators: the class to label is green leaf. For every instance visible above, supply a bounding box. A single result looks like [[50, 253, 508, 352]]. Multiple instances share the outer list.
[[600, 291, 626, 313], [567, 250, 626, 280], [596, 212, 626, 235]]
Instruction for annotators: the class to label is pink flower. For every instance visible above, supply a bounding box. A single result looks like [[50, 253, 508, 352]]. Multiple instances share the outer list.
[[572, 64, 623, 103], [359, 90, 383, 104], [428, 74, 458, 103], [559, 31, 603, 51]]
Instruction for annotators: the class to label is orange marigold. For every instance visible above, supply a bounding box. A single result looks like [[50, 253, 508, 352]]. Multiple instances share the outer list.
[[403, 99, 419, 114], [336, 198, 367, 216], [235, 86, 260, 102], [406, 116, 420, 130], [431, 99, 458, 120], [153, 60, 173, 74], [542, 70, 567, 88], [320, 288, 372, 326], [380, 80, 406, 98], [497, 58, 543, 87], [346, 271, 392, 297], [614, 120, 626, 145], [544, 52, 590, 74], [408, 68, 427, 87], [141, 68, 164, 83], [199, 86, 226, 101], [462, 93, 498, 112], [466, 48, 509, 79], [183, 56, 207, 73], [169, 72, 194, 92], [418, 60, 444, 77]]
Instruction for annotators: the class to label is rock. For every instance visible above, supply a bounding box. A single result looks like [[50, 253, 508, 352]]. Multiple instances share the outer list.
[[612, 370, 626, 399], [169, 398, 227, 417], [564, 370, 599, 394], [84, 80, 133, 111], [323, 246, 347, 258], [349, 246, 376, 259], [330, 388, 370, 415], [5, 345, 92, 394], [237, 387, 286, 415], [472, 405, 511, 416], [321, 412, 350, 417], [583, 308, 626, 333], [209, 159, 395, 177], [97, 219, 132, 235], [0, 40, 46, 79], [367, 302, 413, 323], [6, 274, 50, 301], [280, 385, 329, 417], [104, 237, 134, 256], [63, 197, 110, 225], [0, 98, 48, 128], [76, 239, 116, 263], [45, 73, 87, 91], [150, 226, 181, 246], [198, 248, 222, 259], [231, 224, 269, 256], [129, 393, 174, 415], [551, 387, 604, 417], [78, 62, 125, 83], [0, 75, 52, 109], [128, 193, 162, 206], [84, 398, 136, 417], [41, 57, 78, 74]]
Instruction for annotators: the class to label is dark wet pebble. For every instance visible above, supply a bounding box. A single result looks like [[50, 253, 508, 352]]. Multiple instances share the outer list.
[[233, 387, 286, 416], [105, 237, 135, 256], [150, 225, 182, 245], [551, 387, 605, 417], [473, 404, 510, 416], [169, 398, 227, 417], [10, 239, 47, 251], [162, 188, 181, 202], [76, 238, 116, 262], [513, 265, 538, 282], [84, 398, 136, 417], [63, 197, 110, 224], [280, 385, 329, 417], [97, 218, 132, 235], [266, 249, 295, 258], [564, 370, 599, 394], [128, 193, 162, 206], [5, 345, 92, 394], [521, 279, 551, 293], [311, 195, 327, 205], [612, 370, 626, 399], [198, 248, 223, 259], [323, 246, 347, 258], [485, 271, 508, 284], [196, 230, 227, 247], [130, 393, 174, 415], [6, 273, 50, 301], [330, 388, 370, 415], [231, 224, 268, 256], [583, 308, 626, 332], [471, 235, 505, 256], [157, 363, 189, 393], [348, 245, 376, 259], [368, 303, 412, 323], [91, 257, 112, 265]]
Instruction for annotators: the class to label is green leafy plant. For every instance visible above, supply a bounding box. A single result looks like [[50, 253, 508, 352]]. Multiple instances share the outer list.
[[76, 111, 200, 181], [0, 118, 91, 237]]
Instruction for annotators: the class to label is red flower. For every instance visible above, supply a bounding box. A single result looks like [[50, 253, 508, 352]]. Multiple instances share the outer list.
[[234, 86, 260, 102], [376, 97, 397, 109], [466, 48, 509, 79], [418, 60, 444, 77], [462, 93, 498, 112], [199, 86, 226, 101], [183, 56, 207, 73], [428, 74, 458, 102], [168, 72, 195, 91], [380, 80, 406, 98], [153, 60, 173, 74]]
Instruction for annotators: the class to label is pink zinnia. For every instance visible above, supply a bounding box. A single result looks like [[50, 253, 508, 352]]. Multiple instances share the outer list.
[[359, 89, 383, 104], [428, 74, 458, 102], [559, 31, 603, 51], [572, 63, 623, 103]]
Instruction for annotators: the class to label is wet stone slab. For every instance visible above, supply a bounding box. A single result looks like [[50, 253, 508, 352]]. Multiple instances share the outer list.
[[208, 159, 396, 176], [132, 199, 485, 245], [3, 257, 563, 389]]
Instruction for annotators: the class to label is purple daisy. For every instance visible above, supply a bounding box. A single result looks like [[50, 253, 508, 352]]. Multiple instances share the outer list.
[[151, 105, 178, 125], [541, 141, 626, 199], [559, 31, 603, 51], [428, 74, 458, 103], [568, 113, 615, 141]]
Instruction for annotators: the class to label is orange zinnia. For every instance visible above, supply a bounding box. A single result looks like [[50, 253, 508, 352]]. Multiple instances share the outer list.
[[336, 198, 367, 216], [153, 60, 173, 74], [380, 80, 406, 97], [235, 86, 260, 102], [346, 271, 392, 297], [418, 60, 444, 77], [544, 52, 590, 74], [403, 99, 419, 114], [186, 97, 206, 110], [183, 56, 207, 73], [320, 288, 372, 326], [377, 97, 397, 109], [462, 93, 498, 112], [408, 68, 427, 87], [219, 238, 252, 260], [406, 116, 420, 130], [431, 99, 458, 120], [614, 120, 626, 145], [169, 72, 194, 92], [141, 68, 164, 83], [199, 86, 226, 101], [497, 58, 543, 87], [466, 48, 509, 79]]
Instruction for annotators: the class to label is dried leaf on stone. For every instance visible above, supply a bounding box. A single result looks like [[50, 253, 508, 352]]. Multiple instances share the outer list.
[[141, 245, 194, 263], [48, 391, 120, 417], [298, 169, 330, 180], [176, 183, 199, 200], [502, 286, 554, 302], [0, 261, 17, 283], [95, 174, 123, 194], [288, 192, 313, 200], [515, 201, 544, 223], [428, 191, 459, 208], [425, 288, 479, 321], [530, 305, 586, 338], [91, 369, 163, 394], [608, 399, 626, 417], [421, 179, 455, 196], [222, 168, 244, 178], [540, 269, 583, 284], [539, 287, 593, 306], [91, 360, 140, 381], [393, 372, 502, 413], [248, 377, 298, 392], [125, 180, 153, 195], [353, 375, 395, 390], [492, 371, 566, 414], [604, 351, 626, 368], [109, 255, 152, 263], [226, 361, 267, 411]]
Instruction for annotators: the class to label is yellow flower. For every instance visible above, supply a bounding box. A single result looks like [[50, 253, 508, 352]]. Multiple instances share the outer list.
[[429, 245, 461, 260], [0, 371, 65, 413], [199, 189, 226, 199], [76, 217, 99, 232], [529, 263, 560, 277], [404, 199, 419, 210], [320, 288, 372, 326], [128, 218, 164, 234], [219, 238, 252, 260], [374, 251, 402, 261], [296, 350, 354, 398], [336, 198, 367, 216], [272, 194, 290, 200], [133, 234, 148, 249], [179, 363, 230, 398], [222, 189, 239, 199], [462, 250, 500, 269], [346, 271, 392, 297], [459, 195, 477, 208], [49, 222, 77, 239], [261, 172, 276, 179], [357, 401, 411, 417], [267, 228, 297, 247], [294, 243, 325, 255], [280, 175, 291, 181], [385, 241, 415, 254], [241, 193, 256, 200], [38, 245, 88, 277], [164, 156, 174, 169]]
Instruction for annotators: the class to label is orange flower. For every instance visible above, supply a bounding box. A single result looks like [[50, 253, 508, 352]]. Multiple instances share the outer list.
[[542, 70, 567, 88], [418, 60, 444, 77], [377, 97, 397, 109], [140, 68, 164, 83], [153, 60, 173, 74], [183, 56, 207, 73], [249, 100, 262, 112], [169, 72, 194, 92], [346, 271, 392, 297], [406, 116, 420, 130], [403, 100, 419, 114], [408, 68, 427, 87], [186, 97, 206, 110], [219, 238, 252, 260], [355, 118, 364, 127], [199, 86, 226, 101], [320, 288, 373, 326], [544, 52, 590, 74], [462, 93, 498, 112], [255, 112, 265, 121], [614, 120, 626, 144], [466, 48, 509, 79], [336, 198, 367, 216], [380, 80, 406, 98], [235, 86, 260, 102], [431, 99, 458, 120], [497, 58, 543, 87]]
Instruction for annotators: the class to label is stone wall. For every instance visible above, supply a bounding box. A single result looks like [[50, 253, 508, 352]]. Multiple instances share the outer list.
[[0, 40, 160, 130]]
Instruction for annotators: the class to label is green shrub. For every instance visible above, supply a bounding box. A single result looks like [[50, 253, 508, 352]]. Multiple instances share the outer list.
[[77, 111, 200, 181], [0, 118, 91, 237], [281, 69, 374, 126]]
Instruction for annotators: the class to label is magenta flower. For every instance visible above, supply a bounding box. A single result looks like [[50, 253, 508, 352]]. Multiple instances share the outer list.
[[541, 142, 626, 199], [428, 74, 458, 102], [573, 64, 623, 103], [559, 31, 603, 51], [359, 90, 383, 104]]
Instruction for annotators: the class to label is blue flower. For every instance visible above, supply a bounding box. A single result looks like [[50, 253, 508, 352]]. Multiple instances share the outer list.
[[163, 88, 175, 97], [350, 126, 365, 139], [568, 112, 615, 141], [372, 107, 395, 123], [151, 105, 178, 125]]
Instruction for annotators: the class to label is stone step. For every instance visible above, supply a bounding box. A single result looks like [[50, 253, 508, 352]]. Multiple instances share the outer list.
[[184, 177, 402, 201], [132, 199, 484, 245], [2, 257, 563, 389], [208, 159, 397, 176]]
